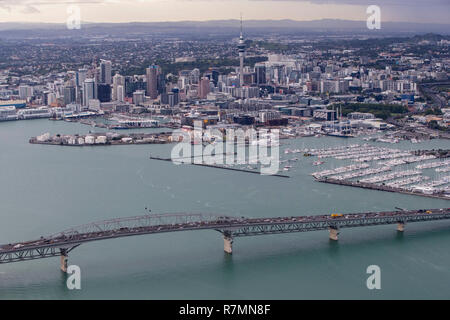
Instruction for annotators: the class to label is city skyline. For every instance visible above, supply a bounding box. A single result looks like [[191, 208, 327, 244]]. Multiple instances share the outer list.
[[0, 0, 449, 24]]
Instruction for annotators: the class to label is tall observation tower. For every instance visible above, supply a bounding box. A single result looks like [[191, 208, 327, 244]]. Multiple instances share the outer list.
[[237, 15, 246, 87]]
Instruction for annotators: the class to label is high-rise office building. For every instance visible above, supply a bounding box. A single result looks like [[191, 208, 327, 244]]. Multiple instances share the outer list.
[[255, 64, 267, 85], [146, 65, 159, 99], [116, 85, 125, 103], [125, 77, 146, 97], [83, 78, 96, 107], [161, 88, 180, 107], [97, 84, 111, 103], [112, 73, 125, 101], [205, 69, 220, 86], [100, 60, 112, 85], [63, 86, 76, 106], [199, 77, 211, 99], [76, 68, 87, 87], [157, 73, 166, 95]]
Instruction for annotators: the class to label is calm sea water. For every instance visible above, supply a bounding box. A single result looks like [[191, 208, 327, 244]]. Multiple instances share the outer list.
[[0, 119, 449, 299]]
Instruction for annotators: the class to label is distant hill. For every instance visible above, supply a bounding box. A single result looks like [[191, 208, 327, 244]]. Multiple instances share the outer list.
[[0, 19, 448, 39]]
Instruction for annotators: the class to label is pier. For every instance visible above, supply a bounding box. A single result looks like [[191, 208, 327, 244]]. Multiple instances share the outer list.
[[30, 132, 173, 146], [1, 208, 449, 271], [149, 156, 290, 178], [316, 177, 450, 200]]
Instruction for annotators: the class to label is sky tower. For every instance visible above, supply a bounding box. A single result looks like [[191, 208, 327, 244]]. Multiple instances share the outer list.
[[237, 15, 246, 87]]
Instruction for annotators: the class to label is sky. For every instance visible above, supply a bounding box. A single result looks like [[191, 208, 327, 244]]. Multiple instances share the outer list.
[[0, 0, 449, 24]]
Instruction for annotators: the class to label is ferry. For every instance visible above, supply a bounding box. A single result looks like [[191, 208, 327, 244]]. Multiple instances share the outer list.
[[326, 132, 354, 138]]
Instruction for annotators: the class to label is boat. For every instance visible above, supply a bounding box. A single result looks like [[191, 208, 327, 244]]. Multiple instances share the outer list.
[[326, 132, 354, 138], [313, 156, 324, 166]]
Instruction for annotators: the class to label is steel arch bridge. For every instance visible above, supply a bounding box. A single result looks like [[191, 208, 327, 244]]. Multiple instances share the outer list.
[[1, 208, 449, 272]]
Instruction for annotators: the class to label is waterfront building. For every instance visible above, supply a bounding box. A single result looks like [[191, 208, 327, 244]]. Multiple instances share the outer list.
[[133, 90, 145, 105], [19, 85, 33, 100], [313, 109, 337, 121], [0, 100, 26, 109], [0, 106, 18, 121], [88, 99, 101, 111]]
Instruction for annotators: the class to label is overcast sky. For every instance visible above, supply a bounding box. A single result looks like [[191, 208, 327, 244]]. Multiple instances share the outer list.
[[0, 0, 448, 24]]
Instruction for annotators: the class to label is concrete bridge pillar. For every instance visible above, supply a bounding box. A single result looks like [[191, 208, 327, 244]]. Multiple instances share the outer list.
[[329, 227, 339, 241], [223, 235, 233, 254], [397, 223, 405, 232], [60, 250, 68, 273]]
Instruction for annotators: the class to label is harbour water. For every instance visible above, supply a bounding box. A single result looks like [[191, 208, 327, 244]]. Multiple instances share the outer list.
[[0, 119, 449, 299]]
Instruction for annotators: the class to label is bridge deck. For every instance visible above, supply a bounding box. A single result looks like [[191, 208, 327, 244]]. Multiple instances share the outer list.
[[1, 208, 449, 264]]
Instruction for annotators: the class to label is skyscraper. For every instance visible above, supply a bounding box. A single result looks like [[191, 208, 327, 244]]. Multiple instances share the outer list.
[[63, 86, 76, 106], [255, 64, 267, 85], [76, 68, 88, 103], [83, 78, 96, 107], [97, 84, 111, 103], [100, 60, 112, 85], [112, 73, 125, 101], [76, 68, 87, 87], [237, 15, 246, 87], [116, 85, 125, 103], [199, 77, 210, 99], [146, 65, 159, 99]]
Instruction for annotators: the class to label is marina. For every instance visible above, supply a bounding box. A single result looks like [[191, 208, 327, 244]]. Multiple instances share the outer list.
[[308, 144, 450, 199], [1, 119, 450, 300], [317, 177, 450, 200], [385, 175, 430, 188]]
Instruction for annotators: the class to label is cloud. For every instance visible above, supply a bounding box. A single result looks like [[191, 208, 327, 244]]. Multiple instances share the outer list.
[[0, 0, 110, 6], [252, 0, 449, 4], [0, 0, 448, 24], [2, 0, 449, 7], [21, 5, 40, 13]]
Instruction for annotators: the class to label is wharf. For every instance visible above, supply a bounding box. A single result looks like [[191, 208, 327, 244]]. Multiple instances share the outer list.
[[149, 156, 290, 178], [316, 177, 449, 200]]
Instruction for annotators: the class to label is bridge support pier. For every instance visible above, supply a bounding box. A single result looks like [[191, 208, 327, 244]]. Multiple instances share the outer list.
[[60, 250, 68, 273], [397, 223, 405, 232], [329, 227, 339, 241], [223, 235, 233, 254]]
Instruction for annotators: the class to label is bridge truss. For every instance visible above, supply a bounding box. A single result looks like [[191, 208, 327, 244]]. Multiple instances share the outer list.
[[1, 209, 449, 266]]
